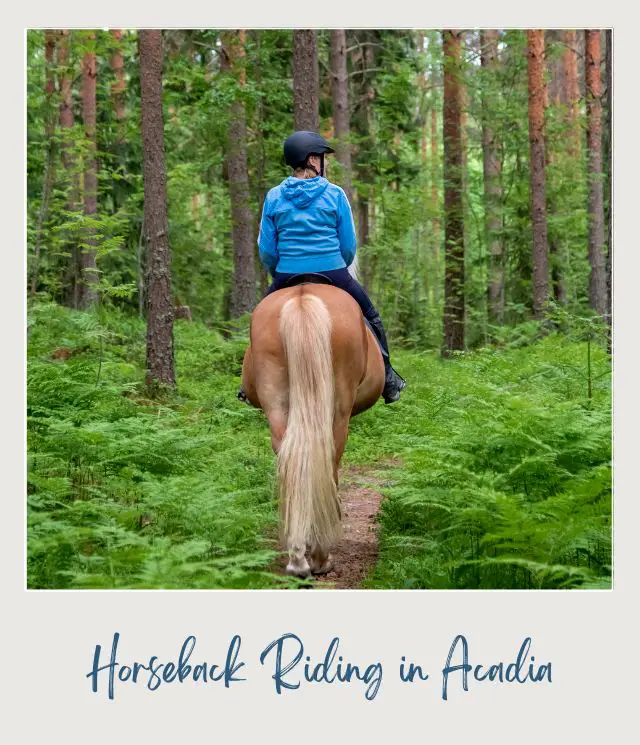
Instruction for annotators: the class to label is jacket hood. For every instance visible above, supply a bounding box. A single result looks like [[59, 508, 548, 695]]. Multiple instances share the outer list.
[[281, 176, 329, 208]]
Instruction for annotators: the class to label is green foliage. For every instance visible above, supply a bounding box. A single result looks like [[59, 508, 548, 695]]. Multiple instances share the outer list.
[[352, 328, 611, 589], [27, 301, 296, 589], [28, 302, 610, 590]]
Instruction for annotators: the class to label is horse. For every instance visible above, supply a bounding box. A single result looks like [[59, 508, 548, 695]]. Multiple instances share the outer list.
[[240, 279, 385, 578]]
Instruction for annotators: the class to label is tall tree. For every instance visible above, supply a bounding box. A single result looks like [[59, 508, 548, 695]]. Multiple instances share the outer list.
[[351, 30, 376, 291], [431, 99, 440, 269], [110, 30, 126, 131], [604, 29, 612, 331], [56, 30, 81, 308], [480, 29, 504, 325], [545, 30, 567, 306], [78, 31, 99, 309], [562, 30, 581, 157], [292, 30, 319, 132], [221, 30, 257, 317], [527, 30, 549, 319], [251, 30, 269, 297], [330, 29, 352, 203], [584, 30, 607, 318], [57, 30, 75, 183], [110, 30, 126, 160], [139, 30, 176, 388], [441, 30, 465, 354], [30, 30, 58, 297]]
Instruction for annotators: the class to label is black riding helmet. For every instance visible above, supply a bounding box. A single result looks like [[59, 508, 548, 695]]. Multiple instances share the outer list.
[[283, 130, 335, 176]]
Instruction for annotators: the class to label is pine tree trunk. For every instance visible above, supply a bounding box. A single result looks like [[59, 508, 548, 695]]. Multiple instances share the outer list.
[[585, 30, 607, 319], [419, 33, 428, 169], [78, 32, 99, 309], [252, 30, 269, 297], [527, 30, 549, 320], [604, 30, 612, 331], [221, 30, 256, 317], [545, 30, 567, 307], [330, 29, 352, 203], [110, 29, 127, 186], [57, 30, 81, 308], [562, 30, 581, 158], [480, 29, 504, 326], [139, 30, 176, 388], [293, 30, 319, 132], [351, 31, 375, 291], [441, 30, 465, 355], [460, 34, 470, 257], [30, 30, 58, 297], [431, 101, 440, 297], [110, 30, 126, 134]]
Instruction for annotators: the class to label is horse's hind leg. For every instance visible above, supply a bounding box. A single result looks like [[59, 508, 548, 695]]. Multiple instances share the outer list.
[[309, 414, 350, 576], [264, 407, 312, 578], [309, 543, 333, 575], [287, 542, 311, 578]]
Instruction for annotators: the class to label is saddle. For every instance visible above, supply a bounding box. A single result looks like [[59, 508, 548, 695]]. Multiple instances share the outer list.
[[281, 273, 387, 359], [283, 272, 334, 288]]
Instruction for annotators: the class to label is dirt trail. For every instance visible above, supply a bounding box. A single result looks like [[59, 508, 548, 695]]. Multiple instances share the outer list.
[[314, 464, 390, 589]]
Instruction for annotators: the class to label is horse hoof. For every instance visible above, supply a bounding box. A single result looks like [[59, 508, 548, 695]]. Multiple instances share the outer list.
[[286, 563, 312, 579], [311, 558, 334, 576]]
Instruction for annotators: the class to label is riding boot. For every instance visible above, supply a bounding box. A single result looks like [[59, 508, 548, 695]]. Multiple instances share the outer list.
[[364, 309, 406, 404]]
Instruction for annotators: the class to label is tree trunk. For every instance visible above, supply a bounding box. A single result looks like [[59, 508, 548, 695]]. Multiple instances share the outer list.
[[441, 30, 465, 355], [545, 30, 567, 307], [292, 30, 319, 132], [351, 31, 376, 291], [78, 32, 99, 309], [221, 30, 257, 317], [30, 30, 58, 297], [252, 30, 269, 297], [57, 30, 81, 308], [480, 29, 504, 326], [330, 29, 352, 203], [110, 29, 127, 182], [110, 30, 126, 133], [585, 30, 607, 319], [527, 30, 549, 320], [419, 33, 428, 169], [431, 102, 440, 284], [460, 34, 470, 257], [604, 30, 612, 331], [139, 30, 176, 388], [562, 30, 581, 158]]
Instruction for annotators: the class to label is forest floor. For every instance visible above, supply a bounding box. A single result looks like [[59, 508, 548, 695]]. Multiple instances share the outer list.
[[314, 462, 398, 589], [273, 464, 388, 589]]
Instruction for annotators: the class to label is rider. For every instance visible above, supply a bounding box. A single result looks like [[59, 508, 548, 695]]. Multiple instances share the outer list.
[[255, 131, 405, 404]]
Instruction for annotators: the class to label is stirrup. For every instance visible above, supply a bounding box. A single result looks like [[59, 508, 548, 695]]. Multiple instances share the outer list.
[[237, 388, 249, 403], [383, 369, 406, 404]]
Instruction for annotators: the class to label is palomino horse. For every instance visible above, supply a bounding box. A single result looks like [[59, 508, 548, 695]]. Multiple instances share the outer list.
[[241, 281, 385, 578]]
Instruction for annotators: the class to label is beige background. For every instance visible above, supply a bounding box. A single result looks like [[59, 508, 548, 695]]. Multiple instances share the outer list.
[[6, 3, 636, 742]]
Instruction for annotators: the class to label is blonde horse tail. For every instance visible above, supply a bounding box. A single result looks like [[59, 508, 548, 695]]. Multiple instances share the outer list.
[[277, 291, 341, 562]]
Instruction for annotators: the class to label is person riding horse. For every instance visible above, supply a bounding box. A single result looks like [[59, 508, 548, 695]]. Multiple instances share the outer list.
[[244, 130, 405, 404]]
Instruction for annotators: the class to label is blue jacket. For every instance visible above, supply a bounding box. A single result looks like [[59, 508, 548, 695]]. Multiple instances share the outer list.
[[258, 176, 357, 274]]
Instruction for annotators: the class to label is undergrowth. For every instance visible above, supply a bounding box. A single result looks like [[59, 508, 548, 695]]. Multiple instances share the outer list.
[[28, 301, 293, 589], [27, 301, 611, 589], [356, 328, 612, 590]]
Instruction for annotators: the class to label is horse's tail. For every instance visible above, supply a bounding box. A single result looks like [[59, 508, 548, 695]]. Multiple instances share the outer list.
[[277, 290, 341, 552]]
